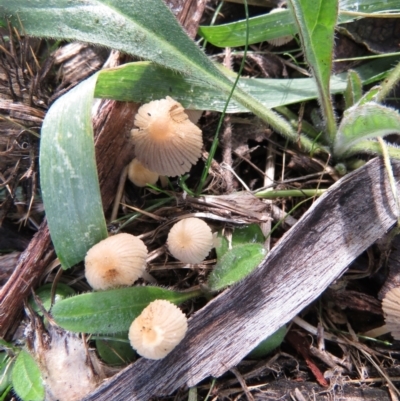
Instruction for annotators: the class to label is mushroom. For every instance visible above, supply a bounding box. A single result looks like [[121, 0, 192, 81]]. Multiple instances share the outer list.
[[131, 96, 203, 177], [382, 287, 400, 340], [85, 233, 148, 290], [128, 299, 188, 360], [167, 217, 214, 264], [127, 158, 159, 187]]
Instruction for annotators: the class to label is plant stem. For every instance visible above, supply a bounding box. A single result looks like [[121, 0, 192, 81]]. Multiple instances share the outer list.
[[255, 188, 326, 199], [375, 61, 400, 103]]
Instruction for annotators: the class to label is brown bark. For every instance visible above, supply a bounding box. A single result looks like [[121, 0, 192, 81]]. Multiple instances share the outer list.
[[83, 158, 399, 400]]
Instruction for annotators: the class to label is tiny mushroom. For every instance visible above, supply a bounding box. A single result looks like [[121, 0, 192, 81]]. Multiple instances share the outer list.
[[382, 287, 400, 340], [131, 96, 203, 177], [167, 217, 214, 264], [85, 233, 148, 290], [127, 158, 159, 187], [129, 299, 188, 360]]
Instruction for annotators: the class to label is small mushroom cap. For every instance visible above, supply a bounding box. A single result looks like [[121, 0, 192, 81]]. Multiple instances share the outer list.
[[382, 287, 400, 339], [131, 96, 203, 177], [85, 233, 148, 290], [127, 158, 159, 187], [129, 299, 188, 360], [167, 217, 214, 264]]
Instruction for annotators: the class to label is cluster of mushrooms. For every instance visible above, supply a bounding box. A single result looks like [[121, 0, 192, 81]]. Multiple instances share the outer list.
[[84, 97, 213, 360]]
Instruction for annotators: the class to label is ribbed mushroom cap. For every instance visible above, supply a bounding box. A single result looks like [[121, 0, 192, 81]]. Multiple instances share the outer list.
[[131, 96, 203, 177], [85, 233, 148, 290], [167, 217, 214, 264], [127, 158, 159, 187], [382, 287, 400, 340], [129, 299, 188, 360]]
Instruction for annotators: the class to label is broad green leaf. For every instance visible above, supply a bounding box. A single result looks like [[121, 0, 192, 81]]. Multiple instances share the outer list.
[[29, 283, 76, 315], [198, 0, 400, 48], [51, 286, 201, 334], [208, 244, 266, 291], [11, 350, 44, 401], [288, 0, 338, 143], [247, 325, 287, 359], [198, 8, 297, 48], [95, 335, 135, 366], [344, 70, 362, 109], [215, 224, 265, 260], [95, 61, 349, 111], [40, 73, 107, 269], [334, 102, 400, 157]]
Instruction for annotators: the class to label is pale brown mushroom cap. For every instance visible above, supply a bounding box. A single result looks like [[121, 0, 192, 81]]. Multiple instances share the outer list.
[[382, 287, 400, 340], [129, 299, 188, 360], [127, 158, 159, 187], [85, 233, 148, 290], [131, 96, 203, 177], [167, 217, 214, 264]]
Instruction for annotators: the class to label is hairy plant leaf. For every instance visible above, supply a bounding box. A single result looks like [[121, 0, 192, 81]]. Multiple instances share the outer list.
[[215, 224, 265, 260], [208, 244, 266, 291], [40, 73, 107, 269], [51, 287, 200, 334], [247, 325, 287, 359], [95, 61, 350, 111], [288, 0, 338, 143], [334, 102, 400, 156], [29, 283, 76, 315], [198, 0, 400, 47], [11, 350, 44, 401], [95, 335, 135, 366], [198, 8, 297, 47], [344, 70, 362, 109]]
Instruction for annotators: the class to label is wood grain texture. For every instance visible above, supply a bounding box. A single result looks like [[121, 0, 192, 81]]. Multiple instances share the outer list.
[[83, 158, 399, 401]]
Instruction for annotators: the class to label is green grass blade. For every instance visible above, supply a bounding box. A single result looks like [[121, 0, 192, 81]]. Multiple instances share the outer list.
[[40, 73, 108, 269], [334, 102, 400, 157], [288, 0, 338, 144], [198, 9, 297, 47], [51, 287, 201, 334], [198, 0, 400, 48], [11, 350, 44, 401]]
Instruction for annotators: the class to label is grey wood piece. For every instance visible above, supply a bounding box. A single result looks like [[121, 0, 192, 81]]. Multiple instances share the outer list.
[[83, 157, 398, 400]]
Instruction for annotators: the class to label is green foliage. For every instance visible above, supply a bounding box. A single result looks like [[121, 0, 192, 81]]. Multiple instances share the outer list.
[[95, 335, 136, 366], [29, 283, 76, 315], [51, 287, 200, 334], [247, 325, 287, 358], [40, 72, 107, 269], [11, 351, 44, 401]]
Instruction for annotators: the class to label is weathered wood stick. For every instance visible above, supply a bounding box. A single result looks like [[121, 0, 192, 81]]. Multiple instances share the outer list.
[[83, 157, 399, 400]]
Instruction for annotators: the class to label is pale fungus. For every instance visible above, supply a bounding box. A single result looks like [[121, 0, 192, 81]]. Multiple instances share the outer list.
[[382, 287, 400, 340], [167, 217, 214, 264], [128, 299, 188, 360], [85, 233, 148, 290], [127, 158, 159, 187], [131, 96, 203, 177]]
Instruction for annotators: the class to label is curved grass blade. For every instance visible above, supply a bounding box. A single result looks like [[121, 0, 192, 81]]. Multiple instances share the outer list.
[[288, 0, 338, 144], [40, 73, 108, 269], [51, 287, 201, 334], [198, 0, 400, 48], [334, 102, 400, 157], [11, 350, 44, 401]]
